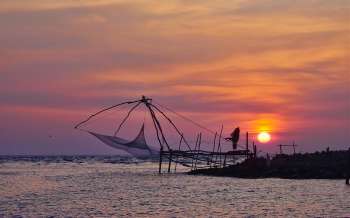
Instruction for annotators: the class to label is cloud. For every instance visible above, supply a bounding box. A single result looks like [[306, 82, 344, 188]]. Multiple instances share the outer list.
[[0, 0, 349, 154]]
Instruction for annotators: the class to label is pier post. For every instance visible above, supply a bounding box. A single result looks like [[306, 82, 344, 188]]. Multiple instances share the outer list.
[[174, 135, 183, 173], [293, 141, 296, 155], [159, 147, 163, 174], [223, 154, 227, 167], [210, 132, 217, 168], [346, 148, 350, 185], [168, 149, 172, 173], [245, 132, 249, 151], [218, 126, 223, 167], [191, 133, 200, 170], [253, 142, 257, 159], [279, 144, 283, 154]]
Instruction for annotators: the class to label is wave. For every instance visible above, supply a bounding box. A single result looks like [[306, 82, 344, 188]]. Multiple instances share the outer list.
[[0, 155, 159, 164]]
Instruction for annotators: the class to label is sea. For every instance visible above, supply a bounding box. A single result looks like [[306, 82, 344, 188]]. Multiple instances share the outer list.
[[0, 156, 349, 217]]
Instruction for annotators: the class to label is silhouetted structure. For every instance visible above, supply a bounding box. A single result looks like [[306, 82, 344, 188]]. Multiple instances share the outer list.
[[278, 142, 297, 155], [190, 149, 350, 180], [76, 96, 253, 173]]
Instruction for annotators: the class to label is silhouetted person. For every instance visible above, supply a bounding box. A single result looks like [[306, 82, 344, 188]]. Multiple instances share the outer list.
[[225, 127, 240, 150]]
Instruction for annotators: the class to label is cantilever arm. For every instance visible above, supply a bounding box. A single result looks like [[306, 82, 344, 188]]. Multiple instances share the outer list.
[[114, 101, 142, 136], [145, 103, 170, 150], [74, 100, 140, 130], [150, 104, 192, 152]]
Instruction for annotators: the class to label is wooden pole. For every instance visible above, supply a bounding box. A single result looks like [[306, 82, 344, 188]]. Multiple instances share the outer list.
[[191, 134, 200, 170], [194, 133, 202, 170], [246, 132, 249, 150], [246, 132, 249, 159], [210, 132, 217, 168], [167, 149, 172, 173], [159, 146, 163, 174], [150, 104, 193, 152], [218, 125, 223, 167], [346, 148, 350, 185], [253, 142, 257, 159], [293, 141, 296, 155], [219, 144, 222, 167], [174, 134, 183, 172], [223, 154, 227, 167], [279, 144, 283, 154]]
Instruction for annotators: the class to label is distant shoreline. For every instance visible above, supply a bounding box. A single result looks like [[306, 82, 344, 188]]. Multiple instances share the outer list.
[[189, 149, 350, 180], [0, 155, 158, 164]]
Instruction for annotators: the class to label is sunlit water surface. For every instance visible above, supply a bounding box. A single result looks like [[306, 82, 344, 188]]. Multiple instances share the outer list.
[[0, 160, 349, 217]]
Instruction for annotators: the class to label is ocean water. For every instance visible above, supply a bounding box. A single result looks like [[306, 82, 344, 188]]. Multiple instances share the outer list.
[[0, 157, 349, 217]]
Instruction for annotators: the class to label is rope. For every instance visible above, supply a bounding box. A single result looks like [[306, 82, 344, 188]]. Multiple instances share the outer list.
[[150, 104, 193, 152], [143, 105, 147, 124], [74, 100, 140, 130], [154, 100, 249, 150], [153, 100, 217, 135], [75, 97, 248, 152], [114, 102, 141, 136]]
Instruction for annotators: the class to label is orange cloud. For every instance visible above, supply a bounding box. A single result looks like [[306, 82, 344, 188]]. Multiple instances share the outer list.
[[0, 0, 349, 153]]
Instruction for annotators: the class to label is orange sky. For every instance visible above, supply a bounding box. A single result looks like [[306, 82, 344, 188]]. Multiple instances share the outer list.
[[0, 0, 349, 154]]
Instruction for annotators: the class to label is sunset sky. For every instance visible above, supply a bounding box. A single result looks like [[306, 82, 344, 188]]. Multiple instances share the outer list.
[[1, 0, 349, 155]]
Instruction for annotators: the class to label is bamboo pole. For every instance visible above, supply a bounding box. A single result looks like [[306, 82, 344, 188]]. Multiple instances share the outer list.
[[223, 154, 227, 167], [149, 107, 170, 150], [293, 141, 296, 155], [74, 100, 140, 129], [246, 132, 249, 159], [253, 142, 257, 159], [246, 132, 249, 150], [150, 104, 192, 152], [114, 102, 142, 136], [159, 146, 163, 174], [191, 134, 200, 170], [174, 134, 183, 172], [210, 132, 217, 168], [279, 145, 283, 154], [194, 133, 202, 170], [346, 148, 350, 185], [167, 149, 172, 173], [218, 125, 223, 167], [215, 125, 223, 167]]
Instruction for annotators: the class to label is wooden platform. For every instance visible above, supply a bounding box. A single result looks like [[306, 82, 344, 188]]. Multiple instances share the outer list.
[[159, 149, 254, 173]]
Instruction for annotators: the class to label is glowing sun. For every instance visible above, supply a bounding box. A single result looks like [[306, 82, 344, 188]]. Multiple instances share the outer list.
[[257, 132, 271, 143]]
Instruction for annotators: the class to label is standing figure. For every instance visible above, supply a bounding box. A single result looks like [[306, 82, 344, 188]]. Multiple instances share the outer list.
[[225, 127, 240, 150]]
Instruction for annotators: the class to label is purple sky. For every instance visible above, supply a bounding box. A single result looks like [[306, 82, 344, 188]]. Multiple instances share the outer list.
[[0, 0, 349, 155]]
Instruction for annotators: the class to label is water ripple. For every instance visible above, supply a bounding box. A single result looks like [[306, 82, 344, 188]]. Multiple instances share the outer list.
[[0, 162, 349, 217]]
